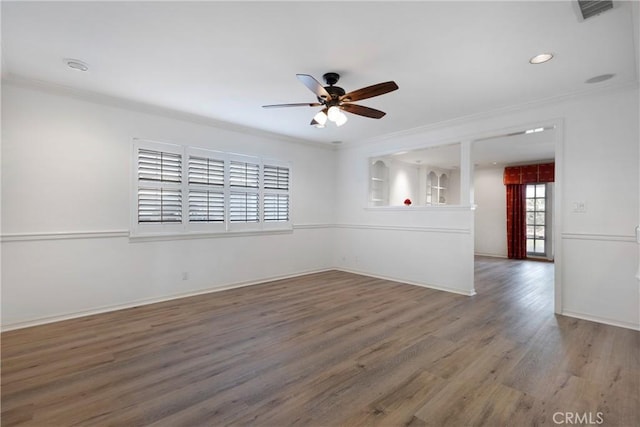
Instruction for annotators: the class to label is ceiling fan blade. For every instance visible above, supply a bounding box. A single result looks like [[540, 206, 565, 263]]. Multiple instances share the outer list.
[[341, 81, 399, 102], [340, 103, 386, 119], [296, 74, 332, 100], [262, 102, 323, 108]]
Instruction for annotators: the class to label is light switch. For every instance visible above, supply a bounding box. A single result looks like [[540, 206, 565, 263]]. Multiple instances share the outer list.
[[572, 201, 587, 213]]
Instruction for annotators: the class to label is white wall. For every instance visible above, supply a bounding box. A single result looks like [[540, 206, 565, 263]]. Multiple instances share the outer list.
[[1, 82, 336, 328], [335, 147, 476, 296], [389, 159, 419, 206], [335, 83, 639, 329], [474, 167, 507, 257], [2, 81, 639, 331]]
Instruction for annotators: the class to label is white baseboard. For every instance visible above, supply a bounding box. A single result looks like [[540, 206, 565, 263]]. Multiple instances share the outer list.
[[1, 266, 477, 331], [335, 267, 476, 296], [7, 268, 636, 333], [560, 310, 640, 331], [474, 253, 508, 259], [1, 268, 333, 332]]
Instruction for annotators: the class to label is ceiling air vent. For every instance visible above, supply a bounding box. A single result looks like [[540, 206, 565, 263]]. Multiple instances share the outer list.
[[577, 0, 613, 20]]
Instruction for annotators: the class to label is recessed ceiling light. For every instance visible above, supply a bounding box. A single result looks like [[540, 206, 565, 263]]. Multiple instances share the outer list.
[[585, 73, 615, 84], [330, 140, 342, 145], [529, 53, 554, 64], [64, 58, 89, 71]]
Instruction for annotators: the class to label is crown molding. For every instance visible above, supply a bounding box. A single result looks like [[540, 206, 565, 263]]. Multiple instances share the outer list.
[[2, 74, 335, 151], [4, 73, 637, 153], [342, 79, 639, 150]]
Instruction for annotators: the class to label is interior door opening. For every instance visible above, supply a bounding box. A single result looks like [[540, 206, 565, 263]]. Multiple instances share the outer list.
[[472, 121, 560, 312]]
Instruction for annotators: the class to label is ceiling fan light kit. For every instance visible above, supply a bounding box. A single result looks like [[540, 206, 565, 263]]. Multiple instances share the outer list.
[[312, 111, 328, 128], [334, 111, 348, 127], [263, 72, 398, 128], [327, 106, 348, 126]]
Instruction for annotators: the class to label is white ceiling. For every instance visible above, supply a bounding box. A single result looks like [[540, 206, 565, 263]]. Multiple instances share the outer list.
[[2, 1, 638, 146]]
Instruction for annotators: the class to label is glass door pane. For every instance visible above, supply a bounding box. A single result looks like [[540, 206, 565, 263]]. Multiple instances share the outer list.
[[525, 183, 547, 257]]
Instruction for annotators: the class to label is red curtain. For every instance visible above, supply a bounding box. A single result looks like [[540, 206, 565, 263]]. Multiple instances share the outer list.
[[504, 162, 554, 184], [505, 184, 527, 259]]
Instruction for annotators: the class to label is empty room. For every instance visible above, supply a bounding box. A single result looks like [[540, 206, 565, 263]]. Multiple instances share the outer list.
[[1, 1, 639, 426]]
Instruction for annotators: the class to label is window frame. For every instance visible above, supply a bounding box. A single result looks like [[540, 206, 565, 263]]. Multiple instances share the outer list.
[[130, 139, 292, 238]]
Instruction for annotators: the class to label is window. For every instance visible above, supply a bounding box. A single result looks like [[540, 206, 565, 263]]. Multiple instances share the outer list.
[[137, 149, 183, 224], [229, 157, 260, 226], [263, 164, 290, 223], [188, 150, 226, 230], [526, 184, 547, 256], [131, 140, 291, 236], [135, 143, 184, 234]]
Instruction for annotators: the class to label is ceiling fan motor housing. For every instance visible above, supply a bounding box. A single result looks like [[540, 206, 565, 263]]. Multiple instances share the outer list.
[[323, 72, 340, 85], [320, 85, 346, 102], [318, 72, 346, 103]]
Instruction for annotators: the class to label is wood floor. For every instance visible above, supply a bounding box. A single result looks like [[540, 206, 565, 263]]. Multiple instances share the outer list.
[[2, 257, 639, 426]]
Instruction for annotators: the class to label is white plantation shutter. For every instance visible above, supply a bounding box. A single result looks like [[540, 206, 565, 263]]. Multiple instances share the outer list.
[[263, 163, 290, 224], [136, 147, 183, 225], [188, 153, 225, 224], [229, 156, 260, 226], [138, 188, 182, 223], [132, 141, 291, 235], [188, 156, 224, 187], [189, 190, 224, 223], [263, 165, 289, 190], [229, 160, 259, 188], [264, 194, 289, 222], [138, 149, 182, 183], [230, 192, 259, 223]]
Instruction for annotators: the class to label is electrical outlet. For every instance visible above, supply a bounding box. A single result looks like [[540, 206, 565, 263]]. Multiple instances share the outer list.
[[182, 272, 189, 281]]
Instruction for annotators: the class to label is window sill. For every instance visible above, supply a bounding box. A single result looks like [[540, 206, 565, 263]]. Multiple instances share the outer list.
[[365, 205, 477, 212], [129, 226, 293, 243]]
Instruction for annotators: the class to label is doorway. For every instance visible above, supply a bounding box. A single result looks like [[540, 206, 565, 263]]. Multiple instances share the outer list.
[[472, 121, 561, 312]]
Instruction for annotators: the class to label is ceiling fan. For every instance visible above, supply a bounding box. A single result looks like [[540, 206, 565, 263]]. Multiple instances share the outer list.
[[262, 73, 399, 128]]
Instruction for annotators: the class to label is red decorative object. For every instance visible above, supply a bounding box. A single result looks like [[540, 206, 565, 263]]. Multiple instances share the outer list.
[[404, 198, 412, 206]]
